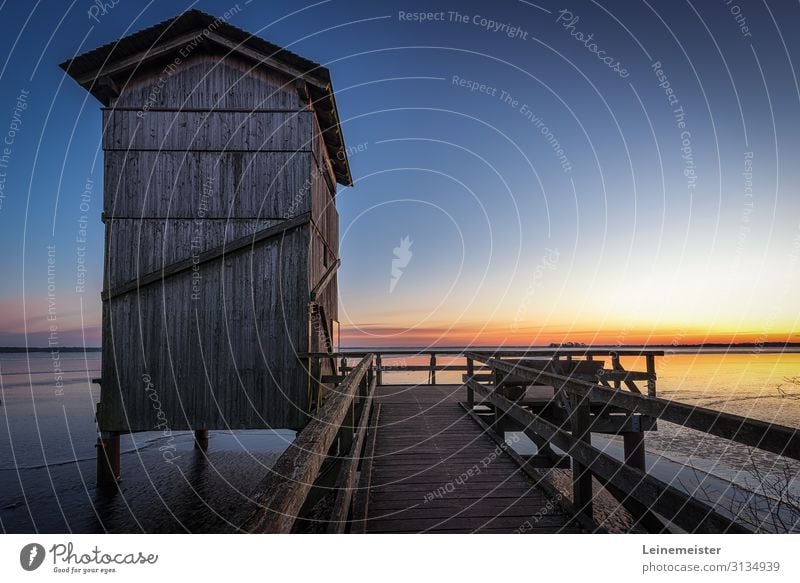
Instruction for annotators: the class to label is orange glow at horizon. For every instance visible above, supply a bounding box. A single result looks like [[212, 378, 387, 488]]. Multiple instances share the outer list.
[[339, 321, 798, 348]]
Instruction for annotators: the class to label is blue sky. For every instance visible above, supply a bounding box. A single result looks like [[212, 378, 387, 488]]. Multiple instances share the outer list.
[[0, 0, 798, 346]]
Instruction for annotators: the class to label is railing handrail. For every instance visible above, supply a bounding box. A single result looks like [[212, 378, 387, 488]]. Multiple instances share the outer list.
[[467, 353, 800, 462], [243, 353, 374, 533], [309, 258, 341, 302], [304, 347, 666, 358]]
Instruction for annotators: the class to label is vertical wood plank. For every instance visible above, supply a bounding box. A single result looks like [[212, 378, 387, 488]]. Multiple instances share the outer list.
[[570, 393, 593, 518], [466, 357, 474, 409], [646, 354, 657, 397]]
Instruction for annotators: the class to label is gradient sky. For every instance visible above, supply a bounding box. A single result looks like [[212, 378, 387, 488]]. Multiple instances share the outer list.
[[0, 0, 798, 348]]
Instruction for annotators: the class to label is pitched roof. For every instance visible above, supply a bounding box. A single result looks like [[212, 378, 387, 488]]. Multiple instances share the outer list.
[[60, 9, 352, 186]]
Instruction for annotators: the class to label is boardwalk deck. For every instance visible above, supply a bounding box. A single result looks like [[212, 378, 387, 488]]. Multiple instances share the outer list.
[[246, 351, 789, 533], [363, 384, 580, 533]]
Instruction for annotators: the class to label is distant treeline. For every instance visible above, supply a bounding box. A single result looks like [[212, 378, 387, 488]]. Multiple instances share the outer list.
[[637, 342, 800, 349], [344, 342, 800, 351]]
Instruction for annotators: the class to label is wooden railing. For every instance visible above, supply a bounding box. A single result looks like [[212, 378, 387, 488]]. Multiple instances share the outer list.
[[308, 347, 661, 389], [464, 352, 800, 533], [267, 347, 795, 533], [243, 354, 376, 533], [477, 355, 800, 460]]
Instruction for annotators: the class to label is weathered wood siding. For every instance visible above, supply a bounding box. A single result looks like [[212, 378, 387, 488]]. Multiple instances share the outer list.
[[113, 55, 302, 110], [99, 55, 326, 432], [308, 106, 339, 372]]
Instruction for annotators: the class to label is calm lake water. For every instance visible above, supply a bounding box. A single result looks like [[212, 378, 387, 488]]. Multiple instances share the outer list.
[[1, 350, 798, 532], [0, 351, 293, 533]]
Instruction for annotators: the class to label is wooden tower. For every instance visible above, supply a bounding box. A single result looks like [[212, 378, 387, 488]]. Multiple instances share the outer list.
[[60, 9, 351, 484]]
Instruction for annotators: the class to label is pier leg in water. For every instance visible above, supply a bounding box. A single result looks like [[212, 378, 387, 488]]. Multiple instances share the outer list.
[[620, 426, 670, 532], [96, 431, 121, 487], [194, 429, 209, 452], [623, 430, 646, 472]]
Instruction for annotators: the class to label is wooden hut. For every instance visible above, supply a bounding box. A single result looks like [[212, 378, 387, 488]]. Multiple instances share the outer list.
[[60, 9, 351, 483]]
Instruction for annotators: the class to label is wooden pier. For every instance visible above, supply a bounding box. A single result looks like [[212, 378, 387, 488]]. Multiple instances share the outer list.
[[241, 348, 800, 534], [364, 384, 580, 533]]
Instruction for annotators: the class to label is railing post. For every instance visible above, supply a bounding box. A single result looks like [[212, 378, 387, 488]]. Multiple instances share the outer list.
[[341, 399, 355, 454], [611, 352, 622, 390], [570, 391, 593, 518], [492, 368, 507, 431], [359, 368, 369, 404], [625, 350, 648, 470], [466, 357, 474, 409], [430, 354, 436, 385], [310, 356, 321, 410], [376, 354, 383, 386]]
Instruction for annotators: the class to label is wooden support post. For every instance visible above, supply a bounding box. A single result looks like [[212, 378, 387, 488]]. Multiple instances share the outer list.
[[466, 357, 474, 409], [430, 354, 436, 385], [351, 403, 381, 533], [570, 394, 593, 517], [96, 431, 120, 486], [623, 431, 646, 472], [309, 356, 320, 412], [646, 354, 657, 397], [297, 399, 357, 528], [344, 399, 356, 444], [194, 429, 209, 451], [620, 423, 653, 529], [358, 371, 369, 407], [338, 400, 356, 464], [375, 354, 383, 386], [493, 369, 507, 431]]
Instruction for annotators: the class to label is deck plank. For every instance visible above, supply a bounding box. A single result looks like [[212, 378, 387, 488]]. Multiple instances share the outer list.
[[364, 384, 578, 533]]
